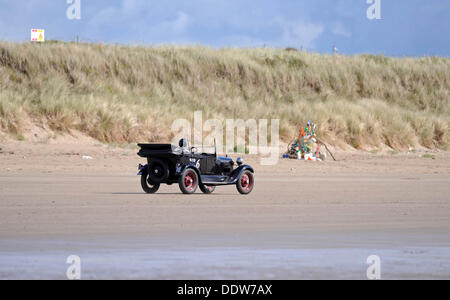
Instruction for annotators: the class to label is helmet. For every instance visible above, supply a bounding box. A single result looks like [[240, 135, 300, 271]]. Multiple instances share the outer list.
[[179, 138, 188, 148]]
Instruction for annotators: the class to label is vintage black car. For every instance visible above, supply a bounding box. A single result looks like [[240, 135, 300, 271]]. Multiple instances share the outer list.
[[137, 139, 255, 195]]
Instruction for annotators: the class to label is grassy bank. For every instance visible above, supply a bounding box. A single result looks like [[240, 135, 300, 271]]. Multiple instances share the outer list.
[[0, 41, 449, 150]]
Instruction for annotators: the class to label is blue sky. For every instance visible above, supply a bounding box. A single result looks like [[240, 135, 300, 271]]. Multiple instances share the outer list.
[[0, 0, 449, 56]]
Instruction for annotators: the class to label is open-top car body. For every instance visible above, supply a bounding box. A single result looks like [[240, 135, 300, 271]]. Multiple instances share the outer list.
[[137, 139, 254, 195]]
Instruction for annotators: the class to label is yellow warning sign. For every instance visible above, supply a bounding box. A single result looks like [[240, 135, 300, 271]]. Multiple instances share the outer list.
[[31, 29, 45, 42]]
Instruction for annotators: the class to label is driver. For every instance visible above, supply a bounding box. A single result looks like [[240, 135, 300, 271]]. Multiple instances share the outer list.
[[178, 138, 191, 154]]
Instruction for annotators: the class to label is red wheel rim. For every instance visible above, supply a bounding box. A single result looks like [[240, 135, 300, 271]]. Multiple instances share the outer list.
[[206, 185, 214, 192], [240, 173, 253, 192], [184, 171, 197, 191]]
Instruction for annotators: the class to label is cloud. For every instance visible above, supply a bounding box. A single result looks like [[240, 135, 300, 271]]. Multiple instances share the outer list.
[[168, 11, 190, 35], [121, 0, 148, 13], [83, 0, 190, 43], [274, 18, 324, 49], [216, 35, 266, 48], [332, 22, 351, 38], [138, 11, 191, 43]]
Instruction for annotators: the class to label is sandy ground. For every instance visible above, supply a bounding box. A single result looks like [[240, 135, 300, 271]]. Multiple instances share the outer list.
[[0, 140, 449, 279]]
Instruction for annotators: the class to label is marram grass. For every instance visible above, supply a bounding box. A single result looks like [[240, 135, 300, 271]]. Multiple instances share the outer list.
[[0, 41, 449, 150]]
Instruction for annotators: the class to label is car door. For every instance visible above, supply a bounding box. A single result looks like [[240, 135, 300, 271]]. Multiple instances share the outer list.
[[189, 153, 214, 174]]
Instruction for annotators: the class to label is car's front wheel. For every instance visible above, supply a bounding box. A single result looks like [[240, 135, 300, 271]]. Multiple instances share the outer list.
[[179, 168, 199, 194], [141, 171, 160, 194], [236, 170, 254, 195]]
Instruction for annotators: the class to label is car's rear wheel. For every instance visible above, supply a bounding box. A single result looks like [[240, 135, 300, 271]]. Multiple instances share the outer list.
[[179, 168, 199, 194], [141, 171, 160, 194], [236, 170, 254, 195], [200, 184, 216, 194]]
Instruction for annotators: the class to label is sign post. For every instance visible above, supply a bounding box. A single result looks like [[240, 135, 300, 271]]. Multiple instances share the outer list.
[[31, 29, 45, 42]]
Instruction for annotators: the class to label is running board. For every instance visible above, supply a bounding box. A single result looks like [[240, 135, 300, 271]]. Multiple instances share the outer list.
[[200, 175, 234, 185]]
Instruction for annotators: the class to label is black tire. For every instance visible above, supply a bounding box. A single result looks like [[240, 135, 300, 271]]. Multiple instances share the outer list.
[[179, 168, 199, 194], [147, 159, 169, 183], [200, 184, 216, 194], [236, 170, 254, 195], [141, 172, 160, 194]]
